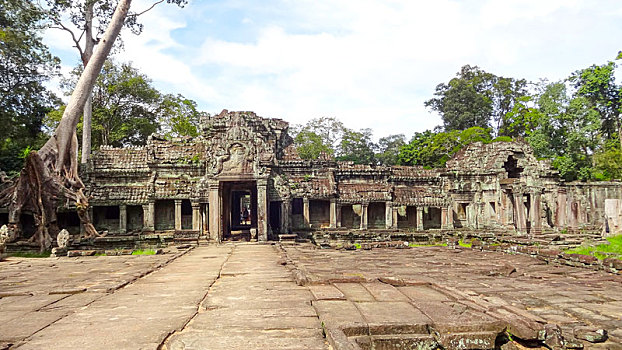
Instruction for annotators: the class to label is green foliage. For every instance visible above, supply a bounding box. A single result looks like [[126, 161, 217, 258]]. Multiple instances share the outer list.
[[458, 239, 472, 248], [0, 0, 60, 175], [291, 117, 346, 160], [131, 249, 157, 255], [337, 128, 377, 164], [53, 60, 205, 149], [594, 140, 622, 180], [565, 234, 622, 260], [294, 130, 334, 160], [425, 65, 528, 134], [9, 251, 51, 258], [376, 134, 406, 165], [397, 127, 492, 168], [158, 94, 203, 138]]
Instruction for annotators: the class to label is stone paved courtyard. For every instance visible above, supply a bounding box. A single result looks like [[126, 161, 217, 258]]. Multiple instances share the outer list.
[[0, 243, 621, 349]]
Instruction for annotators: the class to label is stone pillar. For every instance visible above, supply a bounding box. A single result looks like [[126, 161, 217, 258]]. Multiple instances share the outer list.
[[385, 202, 393, 229], [303, 197, 310, 228], [281, 199, 291, 234], [441, 206, 448, 230], [514, 193, 527, 233], [208, 182, 220, 241], [446, 205, 454, 229], [531, 192, 542, 234], [174, 199, 182, 231], [416, 207, 424, 231], [329, 199, 337, 229], [556, 189, 567, 228], [336, 203, 342, 228], [202, 204, 209, 236], [392, 207, 398, 229], [360, 203, 368, 230], [191, 202, 201, 232], [256, 179, 269, 241], [119, 204, 127, 234], [142, 202, 155, 231]]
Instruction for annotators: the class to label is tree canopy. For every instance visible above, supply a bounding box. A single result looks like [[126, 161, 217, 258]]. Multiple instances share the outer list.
[[0, 0, 60, 175], [50, 60, 204, 148]]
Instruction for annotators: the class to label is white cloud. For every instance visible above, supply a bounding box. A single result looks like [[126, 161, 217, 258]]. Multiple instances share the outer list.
[[44, 0, 622, 139]]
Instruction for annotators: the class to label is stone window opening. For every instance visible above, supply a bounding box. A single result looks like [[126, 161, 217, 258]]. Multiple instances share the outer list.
[[503, 154, 523, 179], [181, 199, 192, 230], [105, 206, 120, 220], [457, 203, 468, 220], [292, 198, 303, 215]]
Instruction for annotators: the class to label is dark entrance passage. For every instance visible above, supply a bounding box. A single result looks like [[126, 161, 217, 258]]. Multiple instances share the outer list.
[[269, 201, 281, 234], [221, 181, 257, 241]]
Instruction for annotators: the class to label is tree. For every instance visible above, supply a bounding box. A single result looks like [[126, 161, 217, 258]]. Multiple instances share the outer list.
[[337, 128, 377, 164], [398, 127, 492, 168], [0, 0, 60, 175], [62, 60, 160, 147], [0, 0, 133, 251], [293, 130, 334, 160], [425, 65, 528, 134], [570, 60, 622, 150], [50, 61, 204, 147], [45, 0, 188, 163], [376, 134, 405, 165], [158, 94, 204, 138], [291, 117, 346, 159]]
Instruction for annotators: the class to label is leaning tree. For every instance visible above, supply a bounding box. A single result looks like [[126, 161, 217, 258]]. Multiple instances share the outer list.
[[0, 0, 186, 251]]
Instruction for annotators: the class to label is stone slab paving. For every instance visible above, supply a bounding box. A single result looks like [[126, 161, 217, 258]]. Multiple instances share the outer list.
[[283, 244, 622, 349], [165, 244, 328, 350], [0, 252, 179, 348], [0, 246, 231, 349]]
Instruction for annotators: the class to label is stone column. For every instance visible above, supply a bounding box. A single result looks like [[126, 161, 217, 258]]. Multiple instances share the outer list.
[[360, 203, 368, 230], [336, 203, 342, 228], [514, 193, 527, 233], [556, 189, 567, 228], [142, 201, 155, 231], [256, 179, 269, 241], [392, 207, 399, 229], [174, 199, 182, 231], [446, 205, 454, 229], [281, 199, 291, 234], [529, 192, 541, 234], [329, 199, 337, 229], [303, 197, 310, 228], [441, 206, 448, 230], [416, 207, 424, 231], [385, 202, 393, 229], [191, 202, 201, 232], [208, 181, 220, 241], [119, 204, 127, 234], [202, 204, 209, 236]]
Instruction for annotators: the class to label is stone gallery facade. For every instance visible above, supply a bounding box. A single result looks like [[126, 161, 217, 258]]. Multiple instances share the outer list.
[[6, 110, 621, 242]]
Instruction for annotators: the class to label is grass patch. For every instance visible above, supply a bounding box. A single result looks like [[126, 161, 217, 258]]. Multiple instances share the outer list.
[[8, 251, 51, 258], [458, 239, 472, 248], [131, 249, 157, 255], [408, 242, 447, 247], [353, 243, 362, 250], [565, 234, 622, 260]]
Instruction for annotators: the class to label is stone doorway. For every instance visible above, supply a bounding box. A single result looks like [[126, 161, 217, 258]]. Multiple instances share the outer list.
[[222, 181, 257, 241]]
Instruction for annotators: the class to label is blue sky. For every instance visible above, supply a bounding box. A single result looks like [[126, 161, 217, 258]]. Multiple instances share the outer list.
[[44, 0, 622, 139]]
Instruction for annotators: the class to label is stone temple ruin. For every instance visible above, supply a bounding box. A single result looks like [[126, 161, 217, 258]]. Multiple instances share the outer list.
[[1, 110, 621, 249]]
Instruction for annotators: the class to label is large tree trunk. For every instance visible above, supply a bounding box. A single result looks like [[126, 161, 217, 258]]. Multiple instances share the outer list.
[[80, 2, 96, 164], [0, 0, 132, 251], [81, 95, 93, 163]]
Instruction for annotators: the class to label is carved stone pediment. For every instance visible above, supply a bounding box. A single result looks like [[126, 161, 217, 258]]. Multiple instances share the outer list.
[[205, 111, 280, 178]]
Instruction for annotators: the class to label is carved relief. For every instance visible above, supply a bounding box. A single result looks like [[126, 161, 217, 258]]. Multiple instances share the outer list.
[[222, 143, 253, 174]]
